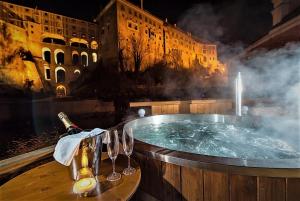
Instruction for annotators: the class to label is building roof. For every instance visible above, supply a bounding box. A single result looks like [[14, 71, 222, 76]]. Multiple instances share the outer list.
[[246, 13, 300, 52]]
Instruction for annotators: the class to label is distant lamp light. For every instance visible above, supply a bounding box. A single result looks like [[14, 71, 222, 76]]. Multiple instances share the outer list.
[[138, 108, 145, 117]]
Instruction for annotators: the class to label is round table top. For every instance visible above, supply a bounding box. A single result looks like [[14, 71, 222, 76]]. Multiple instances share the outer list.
[[0, 155, 140, 201]]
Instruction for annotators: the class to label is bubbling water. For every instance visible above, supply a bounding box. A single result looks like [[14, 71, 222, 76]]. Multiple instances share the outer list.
[[133, 119, 300, 160]]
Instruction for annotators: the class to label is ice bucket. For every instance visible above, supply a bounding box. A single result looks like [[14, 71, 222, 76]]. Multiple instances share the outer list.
[[68, 134, 103, 180]]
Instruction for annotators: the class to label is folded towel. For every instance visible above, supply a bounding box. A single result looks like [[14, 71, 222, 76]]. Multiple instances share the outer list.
[[53, 128, 106, 166]]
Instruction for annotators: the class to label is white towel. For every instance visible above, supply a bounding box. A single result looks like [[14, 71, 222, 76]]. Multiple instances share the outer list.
[[53, 128, 106, 166]]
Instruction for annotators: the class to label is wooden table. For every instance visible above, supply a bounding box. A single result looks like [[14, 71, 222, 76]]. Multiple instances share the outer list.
[[0, 155, 140, 201]]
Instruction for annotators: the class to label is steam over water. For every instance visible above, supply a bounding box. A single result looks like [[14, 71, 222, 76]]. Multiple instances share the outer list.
[[133, 118, 300, 160]]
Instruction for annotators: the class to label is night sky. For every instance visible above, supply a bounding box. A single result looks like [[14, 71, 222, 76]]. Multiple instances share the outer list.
[[4, 0, 273, 45]]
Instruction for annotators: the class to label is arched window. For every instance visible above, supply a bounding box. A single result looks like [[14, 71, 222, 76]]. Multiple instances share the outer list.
[[92, 53, 97, 63], [55, 67, 66, 83], [72, 51, 79, 65], [42, 47, 51, 64], [54, 49, 64, 64], [74, 69, 81, 74], [91, 41, 98, 49], [81, 52, 88, 66], [44, 66, 51, 80], [56, 85, 66, 97]]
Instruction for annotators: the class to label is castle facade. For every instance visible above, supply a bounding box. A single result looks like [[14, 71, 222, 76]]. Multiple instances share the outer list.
[[0, 0, 225, 97]]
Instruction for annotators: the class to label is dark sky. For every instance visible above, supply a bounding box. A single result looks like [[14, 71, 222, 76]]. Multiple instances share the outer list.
[[4, 0, 273, 45]]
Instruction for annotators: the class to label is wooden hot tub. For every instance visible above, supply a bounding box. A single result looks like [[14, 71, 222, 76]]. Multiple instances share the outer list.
[[124, 114, 300, 201]]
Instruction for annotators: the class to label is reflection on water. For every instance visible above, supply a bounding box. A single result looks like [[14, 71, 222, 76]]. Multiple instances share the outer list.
[[133, 120, 300, 160]]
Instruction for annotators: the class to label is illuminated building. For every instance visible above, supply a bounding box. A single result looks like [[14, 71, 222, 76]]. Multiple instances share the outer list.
[[0, 1, 99, 96], [96, 0, 225, 73], [0, 0, 226, 96]]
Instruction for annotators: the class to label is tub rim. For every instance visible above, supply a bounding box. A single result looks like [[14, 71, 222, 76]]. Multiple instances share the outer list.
[[124, 114, 300, 178]]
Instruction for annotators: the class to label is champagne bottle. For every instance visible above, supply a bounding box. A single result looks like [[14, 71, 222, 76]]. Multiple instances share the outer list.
[[58, 112, 82, 138]]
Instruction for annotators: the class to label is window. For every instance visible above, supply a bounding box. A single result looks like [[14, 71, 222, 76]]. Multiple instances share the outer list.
[[56, 16, 61, 19], [81, 52, 88, 66], [92, 53, 97, 63], [44, 12, 48, 16], [128, 22, 132, 28], [56, 52, 64, 64], [42, 48, 51, 63], [55, 67, 66, 83], [74, 69, 81, 74], [91, 41, 98, 49], [71, 42, 79, 47], [56, 85, 66, 97], [72, 51, 79, 65], [45, 67, 51, 80], [72, 26, 76, 30], [54, 49, 64, 64]]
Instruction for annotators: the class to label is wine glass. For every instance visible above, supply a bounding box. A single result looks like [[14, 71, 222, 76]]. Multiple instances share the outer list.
[[122, 127, 136, 175], [106, 130, 121, 181]]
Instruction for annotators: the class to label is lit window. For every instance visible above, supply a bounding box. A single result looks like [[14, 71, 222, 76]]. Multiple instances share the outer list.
[[42, 48, 51, 64], [81, 52, 88, 66], [54, 49, 64, 65], [72, 51, 79, 65], [45, 68, 51, 80], [55, 67, 66, 83], [92, 53, 97, 63], [91, 41, 98, 49], [74, 69, 81, 74]]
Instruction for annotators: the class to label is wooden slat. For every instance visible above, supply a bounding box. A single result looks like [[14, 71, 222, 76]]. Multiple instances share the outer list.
[[230, 175, 257, 201], [259, 177, 286, 201], [204, 170, 229, 201], [190, 104, 197, 113], [181, 166, 203, 201], [162, 162, 182, 201], [145, 157, 163, 200], [152, 106, 161, 115], [0, 145, 55, 176], [287, 178, 300, 201]]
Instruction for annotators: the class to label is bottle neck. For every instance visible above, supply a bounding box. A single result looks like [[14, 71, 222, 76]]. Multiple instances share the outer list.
[[58, 112, 80, 130]]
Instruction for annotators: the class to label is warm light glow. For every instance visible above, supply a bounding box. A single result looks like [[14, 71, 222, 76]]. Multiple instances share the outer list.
[[92, 53, 97, 62], [73, 178, 96, 194], [81, 145, 89, 168]]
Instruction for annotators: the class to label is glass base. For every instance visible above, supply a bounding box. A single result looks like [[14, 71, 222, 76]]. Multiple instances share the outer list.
[[123, 166, 136, 176], [107, 172, 121, 182]]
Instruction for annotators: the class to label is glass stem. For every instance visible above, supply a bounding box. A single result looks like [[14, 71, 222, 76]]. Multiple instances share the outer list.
[[112, 158, 116, 174], [128, 156, 131, 168]]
